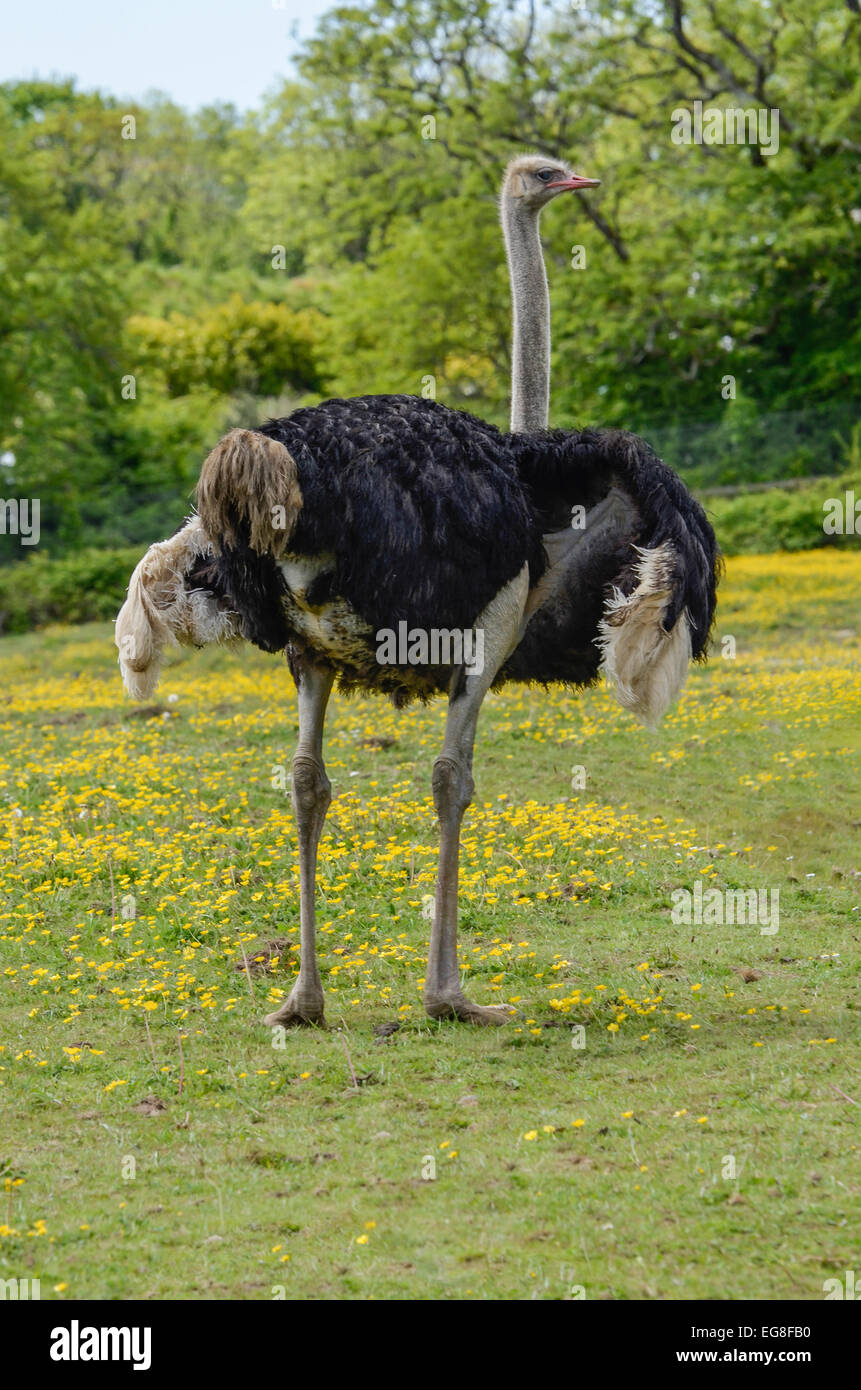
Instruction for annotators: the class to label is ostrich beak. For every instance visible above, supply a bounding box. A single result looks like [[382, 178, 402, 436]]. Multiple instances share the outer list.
[[548, 173, 601, 191]]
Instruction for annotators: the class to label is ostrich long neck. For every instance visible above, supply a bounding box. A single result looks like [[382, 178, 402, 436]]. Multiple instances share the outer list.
[[503, 196, 550, 433]]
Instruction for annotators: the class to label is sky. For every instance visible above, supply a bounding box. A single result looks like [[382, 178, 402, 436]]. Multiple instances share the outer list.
[[3, 0, 336, 112]]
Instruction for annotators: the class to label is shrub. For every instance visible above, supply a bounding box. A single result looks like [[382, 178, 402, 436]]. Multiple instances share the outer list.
[[0, 547, 142, 635], [706, 474, 860, 556], [128, 295, 326, 398]]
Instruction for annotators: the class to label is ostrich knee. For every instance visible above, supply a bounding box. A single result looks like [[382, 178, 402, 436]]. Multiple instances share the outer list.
[[291, 754, 331, 834], [432, 755, 473, 830]]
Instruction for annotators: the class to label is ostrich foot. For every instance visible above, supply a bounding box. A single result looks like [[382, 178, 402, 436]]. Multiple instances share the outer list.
[[425, 992, 516, 1026], [264, 983, 326, 1029]]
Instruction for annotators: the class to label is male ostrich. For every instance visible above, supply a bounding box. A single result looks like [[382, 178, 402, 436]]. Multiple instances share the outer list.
[[116, 156, 719, 1028]]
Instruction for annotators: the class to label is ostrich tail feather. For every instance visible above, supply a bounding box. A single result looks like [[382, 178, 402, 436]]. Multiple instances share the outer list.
[[597, 542, 692, 728]]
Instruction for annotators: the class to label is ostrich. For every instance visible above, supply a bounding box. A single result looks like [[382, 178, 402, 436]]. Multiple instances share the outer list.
[[116, 157, 719, 1028]]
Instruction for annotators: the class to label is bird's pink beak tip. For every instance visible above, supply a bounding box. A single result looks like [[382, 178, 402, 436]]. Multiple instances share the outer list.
[[549, 174, 601, 191]]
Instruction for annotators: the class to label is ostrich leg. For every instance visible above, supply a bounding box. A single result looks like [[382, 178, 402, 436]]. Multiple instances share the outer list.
[[264, 657, 334, 1028], [424, 565, 529, 1024]]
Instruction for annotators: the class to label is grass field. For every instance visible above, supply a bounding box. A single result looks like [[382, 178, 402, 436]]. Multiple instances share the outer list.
[[1, 549, 859, 1300]]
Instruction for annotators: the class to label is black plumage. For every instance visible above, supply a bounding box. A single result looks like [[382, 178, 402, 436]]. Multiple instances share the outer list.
[[258, 395, 545, 633], [507, 425, 719, 685], [192, 394, 719, 699]]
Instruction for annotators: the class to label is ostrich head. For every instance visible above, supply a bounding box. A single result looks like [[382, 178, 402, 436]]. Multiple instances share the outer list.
[[502, 153, 600, 209]]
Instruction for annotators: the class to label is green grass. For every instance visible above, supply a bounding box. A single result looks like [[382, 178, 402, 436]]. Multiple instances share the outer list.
[[1, 551, 859, 1300]]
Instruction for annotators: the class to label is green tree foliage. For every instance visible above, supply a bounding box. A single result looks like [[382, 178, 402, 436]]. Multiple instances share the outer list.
[[0, 82, 128, 551], [128, 296, 325, 397]]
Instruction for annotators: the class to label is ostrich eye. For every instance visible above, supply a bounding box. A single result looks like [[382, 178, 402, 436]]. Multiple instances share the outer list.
[[536, 168, 557, 183]]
